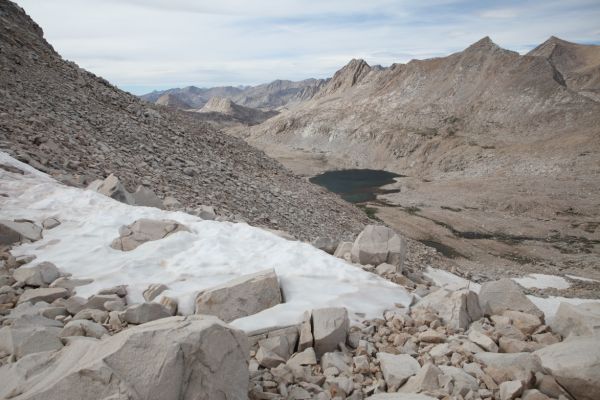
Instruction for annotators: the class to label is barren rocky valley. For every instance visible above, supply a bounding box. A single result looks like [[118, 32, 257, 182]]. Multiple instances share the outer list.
[[1, 1, 599, 399]]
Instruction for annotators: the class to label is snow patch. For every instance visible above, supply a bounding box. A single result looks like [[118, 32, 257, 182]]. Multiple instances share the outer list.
[[424, 267, 481, 292], [424, 267, 599, 322], [0, 152, 412, 332], [513, 274, 570, 290], [566, 274, 600, 283]]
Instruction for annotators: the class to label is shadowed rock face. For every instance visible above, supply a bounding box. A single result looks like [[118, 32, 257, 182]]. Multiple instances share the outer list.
[[0, 1, 368, 241]]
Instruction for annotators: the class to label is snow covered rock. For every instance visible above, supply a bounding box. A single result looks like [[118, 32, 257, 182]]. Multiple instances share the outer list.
[[378, 352, 421, 391], [351, 225, 406, 268], [0, 219, 42, 245], [41, 217, 60, 230], [123, 302, 171, 324], [312, 307, 349, 357], [0, 315, 250, 400], [195, 268, 282, 322], [534, 335, 600, 400], [478, 279, 543, 319], [13, 261, 60, 287], [415, 288, 482, 330], [132, 185, 164, 209], [17, 287, 69, 305], [550, 302, 600, 338], [110, 218, 190, 251]]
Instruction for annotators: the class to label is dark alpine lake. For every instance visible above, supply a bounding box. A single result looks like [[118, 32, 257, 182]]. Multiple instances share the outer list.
[[309, 169, 402, 203]]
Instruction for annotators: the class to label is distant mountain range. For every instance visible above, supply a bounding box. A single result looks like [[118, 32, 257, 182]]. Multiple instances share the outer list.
[[246, 36, 600, 177], [141, 78, 326, 111]]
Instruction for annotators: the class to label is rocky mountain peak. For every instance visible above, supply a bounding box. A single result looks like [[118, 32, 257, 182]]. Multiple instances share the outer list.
[[156, 93, 191, 109], [201, 96, 236, 113], [464, 36, 501, 53], [317, 58, 372, 97]]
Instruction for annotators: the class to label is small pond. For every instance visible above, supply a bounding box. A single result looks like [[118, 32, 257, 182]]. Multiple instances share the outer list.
[[309, 169, 402, 203]]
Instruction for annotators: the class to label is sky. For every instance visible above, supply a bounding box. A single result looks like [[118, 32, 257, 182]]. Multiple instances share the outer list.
[[14, 0, 600, 95]]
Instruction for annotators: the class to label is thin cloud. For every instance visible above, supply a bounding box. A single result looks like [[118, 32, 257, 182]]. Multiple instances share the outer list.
[[14, 0, 600, 94]]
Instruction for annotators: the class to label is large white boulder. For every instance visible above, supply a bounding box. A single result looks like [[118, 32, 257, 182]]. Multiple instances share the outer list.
[[195, 268, 282, 322], [312, 307, 349, 358], [550, 302, 600, 338], [351, 225, 406, 268], [110, 218, 190, 251], [478, 279, 543, 319], [0, 315, 249, 400], [534, 335, 600, 400], [415, 288, 482, 330]]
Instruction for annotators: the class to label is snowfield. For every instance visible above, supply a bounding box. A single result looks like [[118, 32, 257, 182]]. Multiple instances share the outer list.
[[0, 152, 412, 332]]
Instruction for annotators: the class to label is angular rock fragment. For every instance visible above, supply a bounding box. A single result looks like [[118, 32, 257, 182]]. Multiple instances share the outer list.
[[132, 185, 164, 208], [0, 322, 63, 360], [351, 225, 406, 269], [92, 173, 135, 205], [60, 319, 108, 339], [478, 279, 543, 319], [143, 283, 168, 302], [298, 310, 313, 352], [257, 335, 293, 368], [41, 217, 61, 230], [550, 302, 600, 338], [17, 287, 69, 305], [123, 302, 171, 324], [195, 268, 282, 322], [534, 335, 600, 400], [468, 329, 498, 352], [377, 352, 421, 391], [111, 218, 190, 251], [312, 307, 348, 357], [415, 288, 482, 330], [0, 219, 42, 245], [399, 362, 442, 393], [13, 261, 60, 287]]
